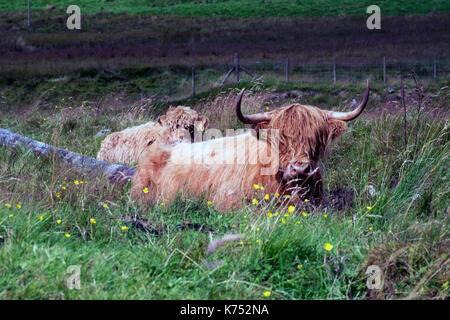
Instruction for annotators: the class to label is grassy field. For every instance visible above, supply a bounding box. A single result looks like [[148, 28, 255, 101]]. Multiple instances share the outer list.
[[0, 0, 449, 301], [0, 76, 449, 299], [2, 0, 450, 17]]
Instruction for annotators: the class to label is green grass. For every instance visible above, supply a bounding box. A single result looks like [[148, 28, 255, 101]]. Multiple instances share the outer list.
[[0, 78, 449, 299], [2, 0, 450, 17]]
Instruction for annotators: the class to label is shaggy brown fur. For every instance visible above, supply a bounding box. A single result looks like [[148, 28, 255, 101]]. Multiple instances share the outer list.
[[97, 106, 209, 165], [132, 102, 349, 212]]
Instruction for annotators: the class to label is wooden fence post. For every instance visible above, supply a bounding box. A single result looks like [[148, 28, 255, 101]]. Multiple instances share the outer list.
[[383, 56, 386, 83], [285, 58, 289, 82], [433, 56, 437, 79], [191, 66, 195, 97], [333, 57, 336, 84], [234, 52, 239, 83], [27, 0, 31, 28]]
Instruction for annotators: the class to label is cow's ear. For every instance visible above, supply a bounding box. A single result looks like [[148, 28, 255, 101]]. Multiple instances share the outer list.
[[328, 119, 347, 140], [157, 115, 167, 126]]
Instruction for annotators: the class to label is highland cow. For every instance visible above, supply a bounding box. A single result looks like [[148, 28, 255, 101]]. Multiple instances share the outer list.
[[132, 81, 369, 211], [97, 106, 209, 165]]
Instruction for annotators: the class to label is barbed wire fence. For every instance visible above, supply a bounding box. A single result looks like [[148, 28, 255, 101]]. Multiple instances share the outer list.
[[183, 53, 448, 99]]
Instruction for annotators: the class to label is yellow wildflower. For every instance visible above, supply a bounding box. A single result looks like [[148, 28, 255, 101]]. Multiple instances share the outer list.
[[267, 211, 273, 218], [324, 243, 334, 251], [102, 203, 108, 208], [302, 211, 307, 217], [288, 205, 295, 214], [266, 106, 269, 110], [259, 186, 264, 190], [263, 291, 271, 297], [284, 214, 289, 218], [284, 195, 290, 199], [243, 215, 247, 219], [369, 227, 374, 231], [90, 218, 96, 224], [207, 200, 212, 206], [323, 214, 328, 218], [9, 214, 14, 218], [64, 233, 71, 238], [252, 198, 258, 205], [296, 221, 301, 224], [160, 202, 165, 206], [56, 219, 62, 224], [256, 227, 260, 232], [253, 184, 260, 190], [74, 180, 79, 185], [38, 215, 43, 221], [121, 226, 128, 231], [4, 203, 11, 208], [264, 194, 270, 200], [297, 264, 303, 270], [256, 239, 261, 244], [367, 206, 372, 211], [56, 193, 60, 198], [16, 204, 21, 209], [62, 186, 66, 190], [274, 212, 279, 217], [281, 218, 286, 224], [143, 187, 149, 194], [304, 199, 310, 202]]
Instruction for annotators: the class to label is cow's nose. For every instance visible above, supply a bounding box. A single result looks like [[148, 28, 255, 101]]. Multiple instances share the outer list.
[[283, 161, 311, 181]]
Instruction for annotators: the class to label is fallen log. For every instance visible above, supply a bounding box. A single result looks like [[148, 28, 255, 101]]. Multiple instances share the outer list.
[[0, 128, 135, 186]]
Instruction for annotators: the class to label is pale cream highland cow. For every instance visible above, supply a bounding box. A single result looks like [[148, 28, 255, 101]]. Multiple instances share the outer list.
[[97, 106, 209, 165]]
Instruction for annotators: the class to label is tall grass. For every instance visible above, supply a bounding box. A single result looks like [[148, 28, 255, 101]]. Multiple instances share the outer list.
[[0, 81, 448, 299]]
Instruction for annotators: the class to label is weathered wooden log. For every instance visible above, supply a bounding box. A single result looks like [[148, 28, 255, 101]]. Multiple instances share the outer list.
[[0, 128, 135, 186]]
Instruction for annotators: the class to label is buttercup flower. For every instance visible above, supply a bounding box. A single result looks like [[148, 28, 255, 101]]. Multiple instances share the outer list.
[[16, 204, 21, 209], [74, 180, 79, 185], [288, 205, 295, 214], [263, 291, 271, 297], [264, 194, 270, 200], [56, 193, 60, 198], [302, 212, 308, 217], [304, 199, 310, 202], [324, 243, 334, 251], [369, 227, 374, 231], [207, 201, 212, 206], [38, 215, 43, 221], [253, 184, 260, 190], [64, 233, 71, 238], [367, 206, 372, 211], [56, 219, 62, 224], [323, 214, 328, 218], [90, 218, 96, 224], [9, 214, 14, 218], [252, 199, 258, 205], [102, 203, 108, 208], [62, 186, 66, 190], [4, 203, 11, 208], [297, 264, 303, 270], [274, 192, 280, 198], [121, 226, 128, 231], [267, 211, 273, 218], [143, 187, 149, 194], [281, 218, 286, 224]]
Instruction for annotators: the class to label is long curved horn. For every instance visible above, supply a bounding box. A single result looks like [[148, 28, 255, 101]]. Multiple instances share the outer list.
[[235, 88, 272, 124], [329, 80, 370, 121]]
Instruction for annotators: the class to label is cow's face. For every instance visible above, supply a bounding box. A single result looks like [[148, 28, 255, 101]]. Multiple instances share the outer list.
[[157, 106, 209, 142], [235, 81, 369, 184]]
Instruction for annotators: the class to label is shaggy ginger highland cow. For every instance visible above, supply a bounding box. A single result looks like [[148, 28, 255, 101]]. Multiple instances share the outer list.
[[132, 81, 369, 211], [97, 106, 209, 164]]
